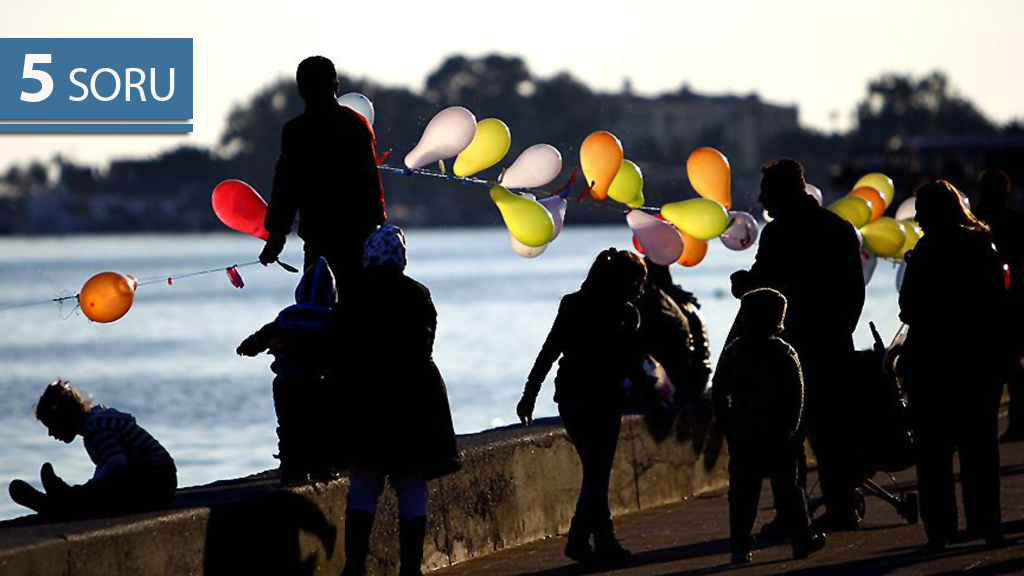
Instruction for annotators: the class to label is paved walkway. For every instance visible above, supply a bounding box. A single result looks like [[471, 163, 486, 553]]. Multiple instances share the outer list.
[[438, 429, 1024, 575]]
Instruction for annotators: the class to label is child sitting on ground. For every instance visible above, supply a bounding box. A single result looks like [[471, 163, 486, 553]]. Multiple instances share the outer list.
[[712, 288, 825, 564], [237, 256, 339, 483], [8, 380, 177, 520]]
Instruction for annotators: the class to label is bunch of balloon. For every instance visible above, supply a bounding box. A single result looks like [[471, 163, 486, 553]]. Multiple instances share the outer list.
[[80, 272, 138, 323], [338, 93, 374, 126], [720, 211, 759, 251], [626, 210, 683, 266], [405, 107, 478, 170], [454, 118, 511, 177], [490, 185, 556, 249], [501, 144, 563, 189], [580, 132, 623, 200]]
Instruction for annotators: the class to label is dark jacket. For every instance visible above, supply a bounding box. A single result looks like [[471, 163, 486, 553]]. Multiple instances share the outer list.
[[737, 196, 864, 358], [712, 335, 804, 447], [340, 269, 461, 480], [526, 291, 649, 406], [661, 285, 713, 395], [265, 103, 386, 264], [899, 227, 1008, 385], [637, 286, 698, 398]]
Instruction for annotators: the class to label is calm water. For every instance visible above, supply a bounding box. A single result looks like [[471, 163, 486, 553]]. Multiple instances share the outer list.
[[0, 227, 901, 520]]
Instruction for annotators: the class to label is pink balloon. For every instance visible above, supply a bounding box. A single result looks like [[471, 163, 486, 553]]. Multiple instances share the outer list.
[[212, 180, 269, 241], [626, 210, 683, 266]]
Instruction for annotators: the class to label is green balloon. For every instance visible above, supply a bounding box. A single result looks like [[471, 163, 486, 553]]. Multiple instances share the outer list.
[[862, 217, 907, 258], [830, 196, 873, 229], [608, 159, 643, 205], [661, 198, 730, 241]]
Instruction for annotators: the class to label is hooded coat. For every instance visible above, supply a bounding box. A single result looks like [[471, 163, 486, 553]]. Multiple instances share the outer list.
[[338, 227, 461, 480]]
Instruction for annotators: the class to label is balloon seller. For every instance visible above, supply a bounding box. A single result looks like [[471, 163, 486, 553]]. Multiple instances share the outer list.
[[712, 289, 826, 564], [237, 257, 340, 483], [259, 55, 387, 281], [517, 248, 653, 567], [8, 380, 177, 520], [339, 224, 461, 576]]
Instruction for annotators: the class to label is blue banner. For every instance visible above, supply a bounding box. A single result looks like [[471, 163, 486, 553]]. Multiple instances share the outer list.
[[0, 39, 192, 125]]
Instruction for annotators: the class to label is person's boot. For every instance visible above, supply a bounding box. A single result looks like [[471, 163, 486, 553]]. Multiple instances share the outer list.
[[758, 514, 792, 541], [40, 462, 70, 496], [275, 427, 310, 485], [563, 515, 593, 564], [340, 510, 375, 576], [398, 516, 427, 576], [792, 530, 826, 560], [592, 519, 632, 566], [9, 480, 49, 514]]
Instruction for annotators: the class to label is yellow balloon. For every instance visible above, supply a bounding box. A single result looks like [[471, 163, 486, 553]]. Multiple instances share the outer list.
[[626, 191, 645, 209], [861, 217, 907, 258], [453, 119, 511, 177], [80, 272, 137, 323], [897, 220, 923, 259], [687, 148, 731, 209], [608, 160, 643, 205], [661, 198, 730, 241], [830, 196, 874, 229], [489, 185, 555, 247], [854, 173, 895, 208]]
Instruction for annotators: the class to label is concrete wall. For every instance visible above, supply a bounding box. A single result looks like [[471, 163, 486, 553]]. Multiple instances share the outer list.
[[0, 401, 727, 576]]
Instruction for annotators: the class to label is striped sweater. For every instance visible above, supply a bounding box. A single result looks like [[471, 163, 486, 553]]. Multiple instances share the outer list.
[[82, 406, 175, 482]]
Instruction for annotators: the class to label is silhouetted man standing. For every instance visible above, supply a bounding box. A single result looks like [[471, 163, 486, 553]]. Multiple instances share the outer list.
[[259, 56, 386, 281], [975, 169, 1024, 442], [731, 159, 865, 532]]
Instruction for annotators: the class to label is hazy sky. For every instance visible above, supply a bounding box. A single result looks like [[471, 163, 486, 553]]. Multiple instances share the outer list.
[[1, 0, 1022, 171]]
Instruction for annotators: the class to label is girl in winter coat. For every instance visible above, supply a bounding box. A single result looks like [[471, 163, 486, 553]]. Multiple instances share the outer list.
[[9, 380, 177, 520], [340, 224, 461, 576], [899, 180, 1007, 550], [517, 248, 650, 567]]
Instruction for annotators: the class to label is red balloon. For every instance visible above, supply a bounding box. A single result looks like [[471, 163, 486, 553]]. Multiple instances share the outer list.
[[212, 180, 270, 240]]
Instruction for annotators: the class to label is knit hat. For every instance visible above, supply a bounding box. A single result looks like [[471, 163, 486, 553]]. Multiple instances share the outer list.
[[363, 223, 408, 271], [740, 288, 787, 335]]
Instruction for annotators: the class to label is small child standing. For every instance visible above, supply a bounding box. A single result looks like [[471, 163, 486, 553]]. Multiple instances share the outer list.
[[713, 288, 825, 564], [238, 256, 339, 483], [8, 380, 177, 520]]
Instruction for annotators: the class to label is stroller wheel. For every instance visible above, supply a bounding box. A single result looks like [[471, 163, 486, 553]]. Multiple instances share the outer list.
[[904, 492, 919, 525]]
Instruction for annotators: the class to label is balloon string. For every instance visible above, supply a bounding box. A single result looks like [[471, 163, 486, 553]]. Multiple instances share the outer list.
[[377, 164, 660, 214], [0, 294, 79, 313]]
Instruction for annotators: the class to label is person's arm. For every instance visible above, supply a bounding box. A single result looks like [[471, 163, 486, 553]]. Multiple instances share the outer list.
[[518, 300, 570, 425], [779, 343, 805, 436], [237, 321, 279, 357], [733, 223, 785, 298], [261, 123, 299, 265], [84, 423, 128, 484], [710, 346, 735, 432]]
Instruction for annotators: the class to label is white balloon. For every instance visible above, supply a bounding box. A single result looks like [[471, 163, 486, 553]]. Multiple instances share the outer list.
[[539, 196, 567, 241], [510, 234, 548, 258], [404, 107, 477, 170], [338, 92, 374, 126], [763, 209, 773, 223], [626, 210, 683, 266], [895, 197, 916, 221], [501, 144, 563, 189], [720, 211, 759, 251], [805, 183, 823, 206]]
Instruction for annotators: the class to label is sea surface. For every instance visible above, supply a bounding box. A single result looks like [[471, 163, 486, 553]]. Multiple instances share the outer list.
[[0, 227, 901, 520]]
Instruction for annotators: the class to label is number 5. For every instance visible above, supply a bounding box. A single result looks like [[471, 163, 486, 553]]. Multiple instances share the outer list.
[[21, 54, 54, 103]]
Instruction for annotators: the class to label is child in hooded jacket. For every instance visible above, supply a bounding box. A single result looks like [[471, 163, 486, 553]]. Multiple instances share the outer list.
[[238, 256, 339, 482], [9, 380, 177, 520], [713, 288, 824, 564]]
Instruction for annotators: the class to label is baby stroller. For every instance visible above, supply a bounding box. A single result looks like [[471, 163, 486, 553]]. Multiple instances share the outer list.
[[809, 322, 919, 525]]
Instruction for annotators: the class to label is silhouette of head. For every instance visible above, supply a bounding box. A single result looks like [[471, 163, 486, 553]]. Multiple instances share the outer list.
[[914, 180, 988, 235], [740, 288, 787, 337], [35, 380, 91, 443], [760, 159, 807, 219], [582, 248, 647, 303], [978, 170, 1011, 213], [296, 56, 339, 103]]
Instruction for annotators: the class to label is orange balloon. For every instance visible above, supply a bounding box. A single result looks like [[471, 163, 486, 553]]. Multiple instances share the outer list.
[[580, 131, 623, 201], [80, 272, 137, 323], [849, 187, 885, 222], [687, 148, 731, 209], [677, 232, 709, 267]]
